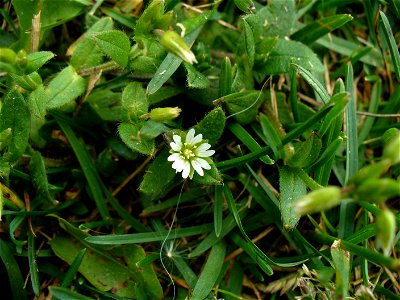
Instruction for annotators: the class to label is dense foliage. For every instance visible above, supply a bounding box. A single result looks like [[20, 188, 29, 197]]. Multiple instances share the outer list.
[[0, 0, 399, 299]]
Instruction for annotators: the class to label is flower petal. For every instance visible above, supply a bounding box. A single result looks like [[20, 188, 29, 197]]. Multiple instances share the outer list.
[[191, 159, 204, 176], [196, 148, 215, 157], [192, 133, 203, 144], [182, 161, 191, 178], [168, 153, 180, 161], [173, 134, 182, 146], [170, 141, 181, 151], [196, 143, 211, 152], [193, 157, 211, 170], [172, 157, 186, 172], [185, 128, 195, 144]]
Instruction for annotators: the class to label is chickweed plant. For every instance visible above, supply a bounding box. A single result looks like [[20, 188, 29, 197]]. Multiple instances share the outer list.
[[0, 0, 399, 299]]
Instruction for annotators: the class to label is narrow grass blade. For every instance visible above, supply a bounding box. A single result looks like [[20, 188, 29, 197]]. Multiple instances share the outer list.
[[50, 286, 93, 300], [217, 104, 334, 170], [86, 224, 213, 244], [259, 113, 284, 160], [291, 14, 353, 44], [339, 62, 358, 239], [191, 240, 227, 300], [55, 115, 110, 219], [379, 11, 400, 80], [228, 122, 274, 164], [293, 63, 330, 103], [0, 239, 27, 300], [289, 65, 300, 122], [214, 185, 223, 238], [28, 231, 40, 296], [61, 248, 87, 288], [311, 233, 400, 271], [172, 256, 198, 288], [189, 208, 248, 258]]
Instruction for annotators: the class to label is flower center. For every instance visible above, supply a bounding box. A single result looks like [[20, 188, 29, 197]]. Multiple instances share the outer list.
[[182, 143, 197, 160]]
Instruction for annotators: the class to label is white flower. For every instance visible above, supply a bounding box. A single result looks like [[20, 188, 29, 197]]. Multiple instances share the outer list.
[[168, 128, 215, 179]]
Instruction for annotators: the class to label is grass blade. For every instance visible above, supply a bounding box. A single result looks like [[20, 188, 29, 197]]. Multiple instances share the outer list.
[[61, 248, 87, 288], [291, 14, 353, 44], [28, 231, 40, 296], [339, 62, 358, 239], [0, 239, 27, 300], [191, 240, 227, 300], [379, 11, 400, 80], [214, 185, 223, 238]]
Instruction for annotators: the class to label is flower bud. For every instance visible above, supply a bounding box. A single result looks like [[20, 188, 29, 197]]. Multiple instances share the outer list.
[[383, 129, 400, 165], [294, 186, 341, 216], [16, 49, 28, 69], [160, 30, 198, 64], [376, 209, 396, 256], [356, 178, 400, 204], [0, 48, 17, 64], [149, 107, 181, 122]]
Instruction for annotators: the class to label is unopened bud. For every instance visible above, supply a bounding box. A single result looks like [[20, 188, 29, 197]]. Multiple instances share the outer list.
[[294, 186, 341, 216], [356, 178, 400, 204], [16, 49, 28, 69], [160, 30, 198, 64], [376, 209, 396, 256], [0, 48, 17, 64], [149, 107, 181, 122], [382, 129, 400, 165]]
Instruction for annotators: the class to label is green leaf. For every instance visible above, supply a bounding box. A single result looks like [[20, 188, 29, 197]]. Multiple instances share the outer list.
[[291, 14, 353, 45], [0, 89, 30, 162], [49, 235, 163, 299], [50, 286, 93, 300], [25, 51, 55, 73], [193, 107, 226, 145], [11, 0, 85, 32], [184, 62, 210, 89], [318, 92, 349, 137], [331, 240, 350, 300], [253, 0, 296, 38], [223, 90, 266, 125], [28, 231, 40, 296], [286, 132, 322, 168], [256, 39, 324, 76], [146, 11, 211, 94], [293, 63, 330, 103], [214, 185, 223, 238], [139, 120, 169, 139], [234, 0, 255, 13], [279, 166, 307, 230], [0, 239, 28, 300], [242, 18, 255, 67], [191, 241, 227, 300], [193, 160, 222, 185], [228, 122, 274, 165], [259, 113, 284, 160], [139, 149, 178, 197], [219, 57, 232, 97], [379, 11, 400, 80], [135, 0, 169, 37], [121, 82, 148, 118], [70, 17, 114, 70], [118, 122, 155, 155], [29, 151, 57, 206], [10, 72, 42, 91], [93, 30, 130, 67], [46, 66, 86, 110]]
